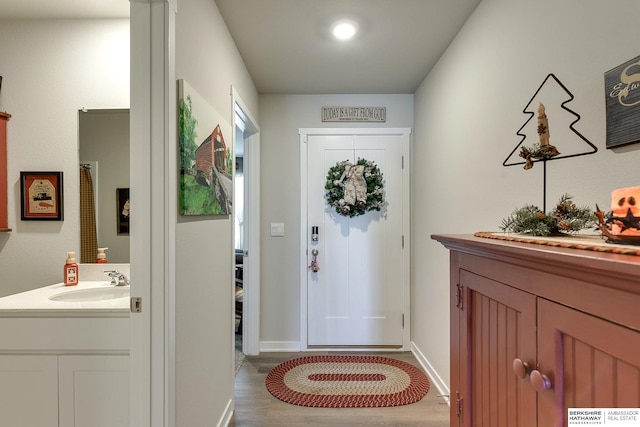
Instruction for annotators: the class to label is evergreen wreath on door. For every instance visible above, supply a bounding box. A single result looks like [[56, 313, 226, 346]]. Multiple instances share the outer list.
[[325, 158, 385, 217]]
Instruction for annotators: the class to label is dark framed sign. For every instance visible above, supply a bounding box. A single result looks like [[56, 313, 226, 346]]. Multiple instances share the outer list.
[[20, 171, 63, 220], [604, 54, 640, 149], [117, 187, 130, 234]]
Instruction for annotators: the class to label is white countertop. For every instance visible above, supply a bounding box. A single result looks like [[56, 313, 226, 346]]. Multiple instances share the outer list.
[[0, 281, 130, 316]]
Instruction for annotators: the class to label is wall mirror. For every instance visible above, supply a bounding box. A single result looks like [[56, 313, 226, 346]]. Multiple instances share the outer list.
[[78, 109, 130, 263]]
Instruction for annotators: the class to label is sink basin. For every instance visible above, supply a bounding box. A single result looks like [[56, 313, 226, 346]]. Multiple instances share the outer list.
[[49, 287, 130, 302]]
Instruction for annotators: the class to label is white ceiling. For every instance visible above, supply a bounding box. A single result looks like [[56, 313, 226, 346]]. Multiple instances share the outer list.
[[0, 0, 482, 94], [214, 0, 481, 94]]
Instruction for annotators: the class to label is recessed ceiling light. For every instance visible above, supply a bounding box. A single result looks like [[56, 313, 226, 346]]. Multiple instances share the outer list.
[[332, 19, 358, 41]]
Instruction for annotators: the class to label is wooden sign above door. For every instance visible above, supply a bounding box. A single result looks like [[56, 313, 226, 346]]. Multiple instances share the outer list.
[[321, 106, 386, 122]]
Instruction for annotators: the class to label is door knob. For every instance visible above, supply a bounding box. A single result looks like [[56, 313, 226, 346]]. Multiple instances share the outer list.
[[530, 369, 552, 392], [512, 358, 530, 379], [308, 249, 319, 273]]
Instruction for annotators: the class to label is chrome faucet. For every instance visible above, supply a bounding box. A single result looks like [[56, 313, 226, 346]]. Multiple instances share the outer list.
[[104, 270, 130, 286]]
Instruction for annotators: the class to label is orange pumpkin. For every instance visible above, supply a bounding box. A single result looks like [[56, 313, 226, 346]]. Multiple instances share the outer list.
[[610, 186, 640, 236]]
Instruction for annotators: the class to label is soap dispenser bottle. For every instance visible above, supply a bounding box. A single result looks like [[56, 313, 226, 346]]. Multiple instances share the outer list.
[[96, 247, 108, 263], [64, 252, 79, 286]]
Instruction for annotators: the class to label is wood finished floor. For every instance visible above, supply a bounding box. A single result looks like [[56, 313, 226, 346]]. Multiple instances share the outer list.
[[230, 351, 450, 427]]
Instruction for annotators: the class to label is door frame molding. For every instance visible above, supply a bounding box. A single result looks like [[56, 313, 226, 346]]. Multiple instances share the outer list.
[[299, 127, 412, 351], [130, 1, 177, 425], [231, 87, 261, 356]]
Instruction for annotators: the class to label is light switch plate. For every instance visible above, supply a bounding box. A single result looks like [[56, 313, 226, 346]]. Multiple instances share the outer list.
[[270, 222, 285, 237]]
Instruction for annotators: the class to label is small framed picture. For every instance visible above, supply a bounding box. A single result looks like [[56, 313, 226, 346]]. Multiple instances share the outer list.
[[20, 171, 63, 221], [117, 187, 130, 234]]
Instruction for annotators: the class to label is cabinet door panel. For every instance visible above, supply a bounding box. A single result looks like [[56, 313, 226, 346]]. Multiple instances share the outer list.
[[59, 355, 130, 427], [616, 360, 640, 407], [0, 355, 58, 427], [538, 299, 640, 427], [459, 270, 537, 427]]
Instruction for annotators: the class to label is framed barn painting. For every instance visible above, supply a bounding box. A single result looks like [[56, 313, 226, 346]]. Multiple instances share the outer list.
[[604, 54, 640, 149], [178, 79, 233, 216]]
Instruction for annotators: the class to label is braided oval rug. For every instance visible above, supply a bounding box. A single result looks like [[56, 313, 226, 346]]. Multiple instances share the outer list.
[[265, 355, 430, 408]]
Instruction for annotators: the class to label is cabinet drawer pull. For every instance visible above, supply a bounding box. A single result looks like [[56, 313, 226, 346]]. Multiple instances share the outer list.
[[512, 358, 530, 379], [530, 370, 552, 392]]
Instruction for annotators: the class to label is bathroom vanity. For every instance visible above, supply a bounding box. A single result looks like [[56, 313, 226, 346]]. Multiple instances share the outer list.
[[0, 277, 130, 427]]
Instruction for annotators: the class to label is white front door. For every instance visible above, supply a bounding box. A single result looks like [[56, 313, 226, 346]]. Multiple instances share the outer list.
[[302, 129, 410, 347]]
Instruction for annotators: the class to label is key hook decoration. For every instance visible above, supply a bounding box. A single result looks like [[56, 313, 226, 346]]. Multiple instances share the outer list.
[[309, 249, 320, 273]]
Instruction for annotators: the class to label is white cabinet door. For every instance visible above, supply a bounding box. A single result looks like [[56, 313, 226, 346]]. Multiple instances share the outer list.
[[0, 355, 58, 427], [59, 355, 129, 427]]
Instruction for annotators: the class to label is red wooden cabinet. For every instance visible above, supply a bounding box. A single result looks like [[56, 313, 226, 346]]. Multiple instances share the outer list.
[[434, 234, 640, 427], [456, 269, 538, 426], [537, 299, 640, 426], [0, 111, 10, 232]]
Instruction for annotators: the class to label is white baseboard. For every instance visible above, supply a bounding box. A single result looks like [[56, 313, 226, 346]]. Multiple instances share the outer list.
[[411, 341, 450, 406], [259, 341, 301, 352], [218, 398, 234, 427]]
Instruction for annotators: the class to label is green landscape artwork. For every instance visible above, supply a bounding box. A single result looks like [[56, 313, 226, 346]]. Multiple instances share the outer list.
[[178, 79, 233, 216]]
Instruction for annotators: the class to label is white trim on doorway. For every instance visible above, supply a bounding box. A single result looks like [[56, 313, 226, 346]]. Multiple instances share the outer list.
[[298, 127, 412, 352], [231, 87, 261, 357], [130, 1, 177, 426]]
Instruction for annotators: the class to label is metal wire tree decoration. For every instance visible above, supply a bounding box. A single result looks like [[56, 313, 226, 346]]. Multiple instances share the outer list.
[[503, 73, 597, 212]]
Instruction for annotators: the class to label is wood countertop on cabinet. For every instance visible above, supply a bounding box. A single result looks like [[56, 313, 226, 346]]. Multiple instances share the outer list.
[[432, 233, 640, 298]]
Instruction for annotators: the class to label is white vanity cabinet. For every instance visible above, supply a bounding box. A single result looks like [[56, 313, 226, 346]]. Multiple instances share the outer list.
[[0, 355, 58, 427], [59, 354, 130, 427], [0, 281, 130, 427], [0, 354, 129, 427]]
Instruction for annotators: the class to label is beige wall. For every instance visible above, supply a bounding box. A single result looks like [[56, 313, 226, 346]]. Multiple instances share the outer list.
[[174, 0, 258, 424], [0, 19, 129, 296], [412, 0, 640, 391]]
